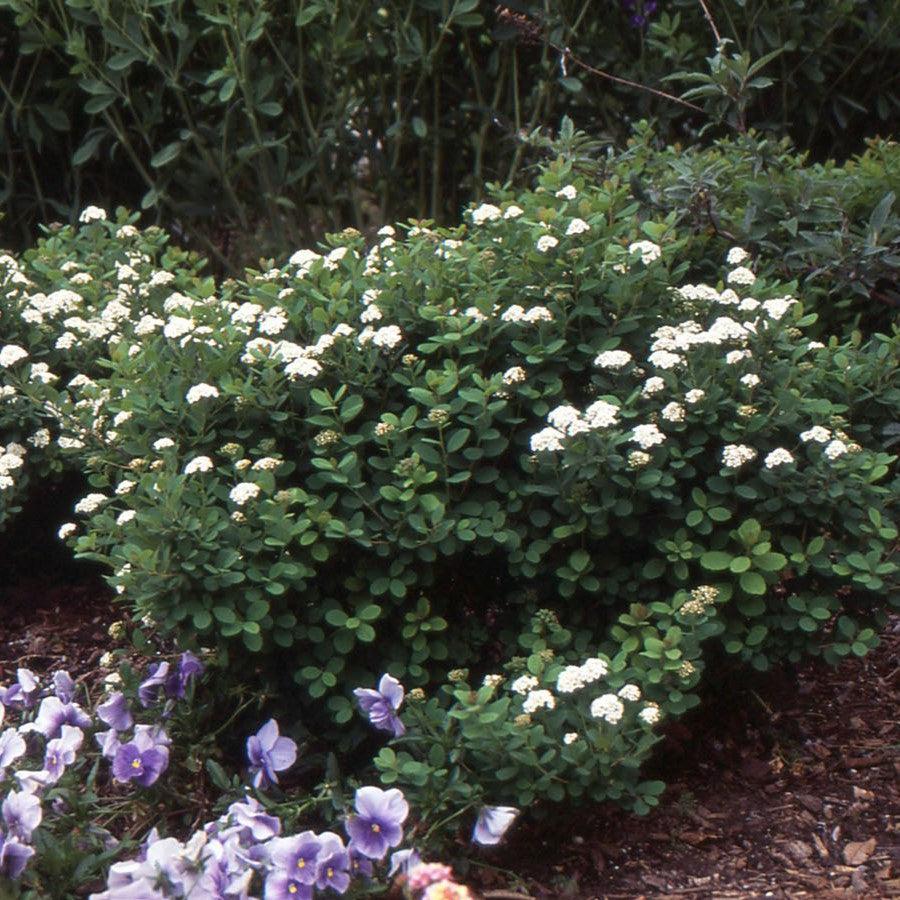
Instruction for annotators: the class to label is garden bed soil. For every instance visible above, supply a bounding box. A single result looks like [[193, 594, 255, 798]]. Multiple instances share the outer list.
[[0, 575, 896, 899]]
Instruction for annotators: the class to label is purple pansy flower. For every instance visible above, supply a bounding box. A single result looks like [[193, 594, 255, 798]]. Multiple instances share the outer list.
[[138, 661, 170, 707], [0, 669, 40, 709], [348, 845, 374, 879], [98, 692, 134, 731], [344, 786, 409, 860], [315, 832, 350, 894], [112, 729, 170, 787], [263, 870, 313, 900], [472, 805, 519, 845], [268, 831, 321, 886], [0, 831, 34, 879], [0, 728, 26, 774], [95, 729, 121, 760], [2, 790, 42, 842], [52, 671, 76, 703], [227, 796, 281, 842], [388, 847, 422, 877], [246, 719, 297, 789], [20, 696, 91, 739], [353, 674, 406, 737], [165, 652, 204, 699], [43, 725, 84, 783]]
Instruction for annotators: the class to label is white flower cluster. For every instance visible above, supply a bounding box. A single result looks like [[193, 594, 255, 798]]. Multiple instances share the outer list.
[[229, 482, 261, 505], [594, 350, 632, 370], [590, 693, 624, 724], [555, 657, 609, 694], [500, 304, 553, 324], [722, 444, 757, 468], [185, 383, 220, 404], [0, 443, 25, 492], [628, 240, 662, 264], [522, 689, 556, 714]]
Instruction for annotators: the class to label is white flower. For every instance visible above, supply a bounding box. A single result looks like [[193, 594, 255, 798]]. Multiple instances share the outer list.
[[116, 510, 136, 526], [252, 457, 280, 471], [556, 666, 586, 694], [722, 444, 757, 468], [807, 341, 825, 351], [726, 247, 750, 266], [642, 376, 665, 396], [231, 302, 263, 324], [647, 350, 684, 370], [660, 402, 685, 423], [183, 456, 214, 475], [563, 732, 579, 745], [502, 366, 526, 385], [594, 350, 632, 369], [584, 400, 620, 429], [116, 225, 138, 238], [555, 185, 577, 200], [115, 480, 135, 496], [462, 307, 487, 322], [617, 684, 641, 702], [58, 523, 76, 540], [78, 205, 107, 223], [727, 266, 756, 286], [324, 246, 350, 269], [823, 439, 848, 460], [0, 345, 28, 368], [762, 296, 797, 320], [185, 383, 220, 404], [503, 205, 524, 219], [590, 693, 624, 724], [740, 373, 761, 388], [0, 453, 24, 475], [470, 203, 502, 225], [628, 240, 662, 264], [530, 427, 565, 452], [630, 423, 665, 449], [510, 675, 538, 695], [764, 448, 795, 469], [522, 689, 556, 714], [289, 248, 322, 270], [57, 436, 85, 450], [284, 357, 322, 379], [800, 426, 831, 443], [725, 349, 752, 365], [163, 316, 193, 339], [548, 405, 589, 437], [522, 306, 553, 323], [579, 658, 609, 682], [566, 218, 590, 236], [639, 703, 661, 725], [74, 493, 107, 514], [684, 389, 705, 404], [229, 482, 261, 505], [536, 235, 559, 253], [371, 325, 403, 349], [500, 305, 525, 323], [258, 310, 288, 335], [738, 297, 760, 312], [152, 438, 175, 451], [333, 323, 354, 338], [28, 429, 51, 448]]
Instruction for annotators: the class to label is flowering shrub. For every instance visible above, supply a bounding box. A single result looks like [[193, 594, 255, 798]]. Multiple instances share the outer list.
[[0, 170, 896, 823], [0, 210, 208, 532]]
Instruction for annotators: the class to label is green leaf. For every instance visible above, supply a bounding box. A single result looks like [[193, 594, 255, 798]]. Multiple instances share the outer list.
[[700, 551, 732, 571], [150, 142, 182, 168], [740, 571, 767, 595]]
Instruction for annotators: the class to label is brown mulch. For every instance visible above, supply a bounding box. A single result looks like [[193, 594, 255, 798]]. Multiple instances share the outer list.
[[0, 575, 897, 899], [476, 618, 899, 899]]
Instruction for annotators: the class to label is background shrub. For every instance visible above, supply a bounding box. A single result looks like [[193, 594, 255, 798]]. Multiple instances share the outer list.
[[1, 0, 896, 259]]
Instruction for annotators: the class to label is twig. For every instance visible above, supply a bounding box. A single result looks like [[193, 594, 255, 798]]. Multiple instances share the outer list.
[[696, 0, 722, 45], [550, 42, 704, 114]]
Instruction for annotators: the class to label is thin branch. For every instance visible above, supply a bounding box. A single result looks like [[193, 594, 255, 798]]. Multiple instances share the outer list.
[[549, 42, 705, 114], [696, 0, 722, 46]]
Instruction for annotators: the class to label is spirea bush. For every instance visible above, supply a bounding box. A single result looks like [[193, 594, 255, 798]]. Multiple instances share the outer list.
[[18, 163, 891, 742], [0, 209, 208, 532]]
